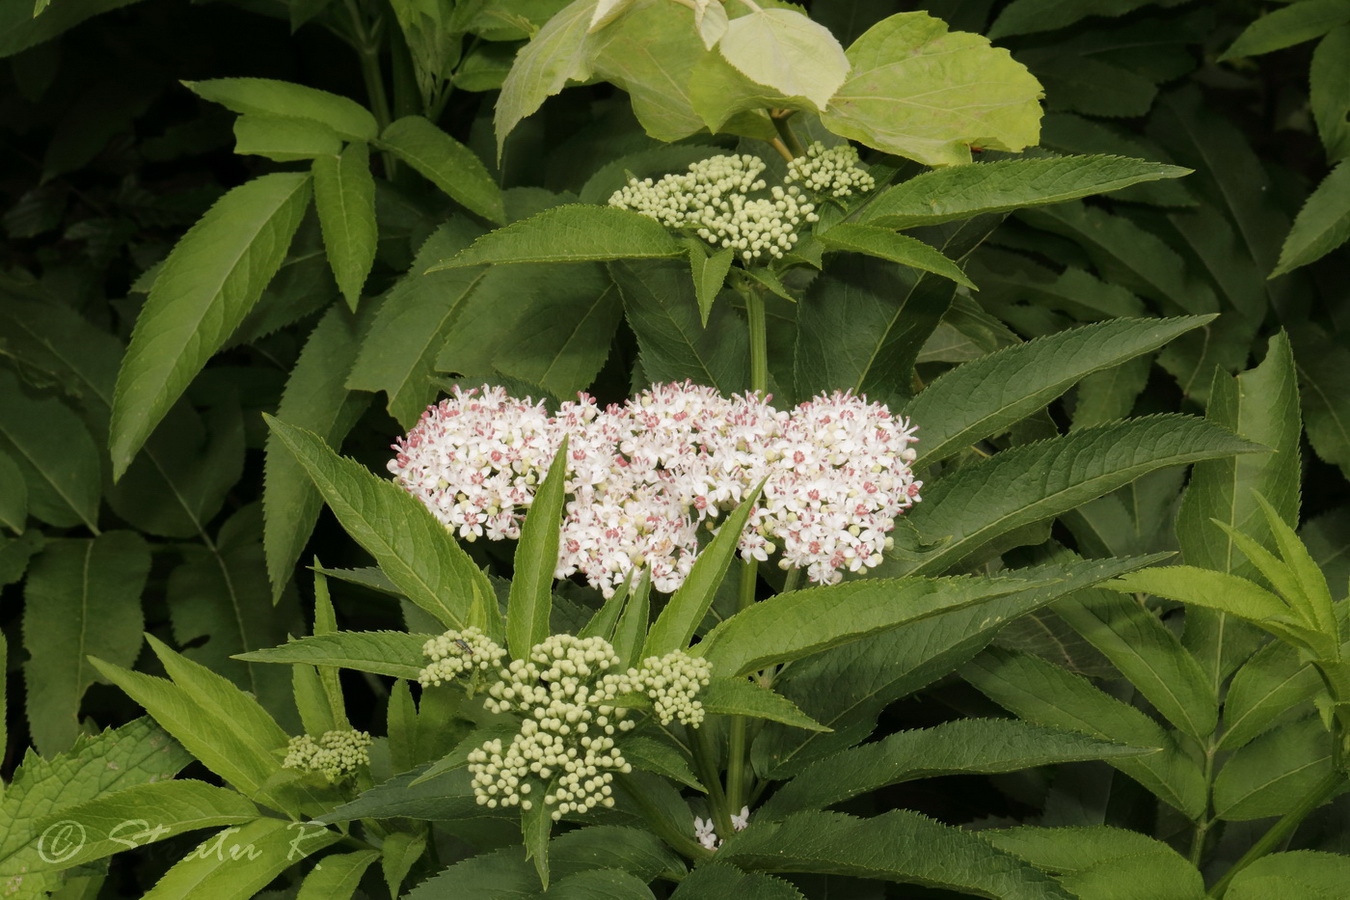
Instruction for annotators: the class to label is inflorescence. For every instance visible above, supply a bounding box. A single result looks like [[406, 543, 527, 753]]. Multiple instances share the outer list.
[[390, 382, 921, 597], [785, 142, 876, 198], [283, 729, 372, 781], [421, 631, 711, 820]]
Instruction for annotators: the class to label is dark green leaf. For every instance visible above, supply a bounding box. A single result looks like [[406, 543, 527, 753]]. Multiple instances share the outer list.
[[1272, 162, 1350, 277], [313, 141, 377, 309], [1220, 639, 1320, 751], [0, 371, 99, 530], [1221, 0, 1350, 59], [508, 439, 568, 658], [1213, 716, 1337, 820], [701, 677, 829, 732], [818, 225, 974, 288], [379, 116, 505, 224]]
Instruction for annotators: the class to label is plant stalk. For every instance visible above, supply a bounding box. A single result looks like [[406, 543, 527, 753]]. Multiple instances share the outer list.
[[724, 560, 758, 816], [690, 722, 735, 837], [744, 282, 768, 396]]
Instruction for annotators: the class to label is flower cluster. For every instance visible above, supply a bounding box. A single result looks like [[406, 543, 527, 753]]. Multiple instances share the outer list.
[[391, 383, 921, 596], [695, 806, 751, 850], [785, 141, 875, 199], [428, 633, 710, 820], [418, 625, 508, 686], [283, 729, 372, 781], [608, 153, 818, 262]]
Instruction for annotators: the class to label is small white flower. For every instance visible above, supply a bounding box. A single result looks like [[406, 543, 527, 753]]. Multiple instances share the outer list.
[[694, 816, 720, 850], [731, 806, 750, 831]]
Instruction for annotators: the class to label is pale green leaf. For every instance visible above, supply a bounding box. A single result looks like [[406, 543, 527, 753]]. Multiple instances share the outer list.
[[495, 0, 601, 155], [185, 78, 376, 141], [986, 824, 1189, 875], [313, 141, 377, 309], [644, 489, 761, 657], [687, 43, 811, 137], [1221, 0, 1350, 59], [700, 677, 829, 732], [296, 849, 379, 900], [1219, 639, 1320, 751], [266, 417, 496, 633], [761, 719, 1147, 821], [234, 632, 433, 681], [861, 155, 1191, 229], [1272, 162, 1350, 277], [1059, 853, 1206, 900], [379, 116, 505, 224], [904, 316, 1212, 465], [1227, 851, 1350, 900], [429, 205, 682, 270], [818, 224, 974, 288], [0, 370, 100, 531], [23, 532, 149, 755], [1213, 716, 1336, 820], [232, 114, 342, 162], [110, 172, 312, 478], [720, 810, 1072, 899], [717, 8, 848, 109], [263, 306, 371, 599], [820, 12, 1043, 167], [142, 817, 339, 900], [507, 440, 568, 658]]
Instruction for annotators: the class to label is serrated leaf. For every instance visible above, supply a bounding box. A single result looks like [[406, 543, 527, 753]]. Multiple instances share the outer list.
[[964, 649, 1206, 818], [0, 370, 100, 530], [1311, 26, 1350, 162], [689, 243, 733, 327], [989, 0, 1179, 40], [904, 316, 1211, 465], [508, 439, 567, 658], [185, 78, 376, 141], [695, 572, 1052, 678], [1219, 639, 1320, 751], [0, 0, 143, 58], [669, 864, 804, 899], [716, 8, 848, 110], [379, 116, 504, 224], [110, 172, 312, 478], [0, 446, 27, 533], [23, 531, 150, 755], [618, 735, 703, 791], [1028, 53, 1157, 119], [1213, 715, 1337, 820], [818, 225, 974, 288], [701, 677, 829, 732], [820, 12, 1043, 167], [610, 569, 650, 669], [235, 632, 433, 680], [266, 416, 496, 633], [720, 810, 1071, 899], [986, 824, 1188, 875], [1059, 852, 1206, 900], [429, 205, 682, 270], [862, 156, 1190, 229], [264, 306, 371, 599], [1272, 161, 1350, 276], [141, 817, 339, 900], [1227, 851, 1350, 900], [760, 719, 1147, 821], [321, 767, 495, 823], [523, 789, 552, 888], [1293, 325, 1350, 482], [296, 849, 379, 900], [495, 0, 602, 155], [313, 141, 377, 309], [232, 114, 342, 162], [1221, 0, 1350, 59]]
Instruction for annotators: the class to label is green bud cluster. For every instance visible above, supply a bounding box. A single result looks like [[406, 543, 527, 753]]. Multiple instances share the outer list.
[[417, 625, 508, 686], [609, 153, 818, 262], [785, 141, 875, 199], [421, 631, 712, 821], [283, 729, 372, 781]]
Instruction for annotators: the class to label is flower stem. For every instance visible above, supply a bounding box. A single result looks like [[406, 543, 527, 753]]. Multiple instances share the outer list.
[[743, 282, 768, 396], [691, 722, 735, 837], [771, 110, 804, 159], [724, 561, 758, 816], [616, 771, 714, 861]]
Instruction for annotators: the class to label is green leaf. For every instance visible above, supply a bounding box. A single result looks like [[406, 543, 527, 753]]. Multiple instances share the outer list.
[[579, 569, 636, 643], [0, 371, 100, 530], [701, 677, 829, 732], [988, 0, 1177, 40], [346, 221, 486, 427], [296, 849, 380, 900], [1053, 588, 1217, 740], [1293, 324, 1350, 482], [234, 632, 433, 680], [232, 114, 342, 162], [23, 532, 150, 755], [1221, 0, 1350, 59], [379, 116, 505, 224], [1227, 851, 1350, 900], [495, 0, 601, 156], [1213, 716, 1337, 820], [611, 258, 750, 394], [542, 869, 656, 899], [1311, 26, 1350, 162], [379, 830, 426, 899], [265, 416, 496, 632], [669, 864, 804, 899], [696, 572, 1054, 678], [611, 569, 651, 670], [818, 225, 975, 288], [986, 824, 1190, 876], [313, 141, 377, 309], [689, 243, 734, 327], [141, 817, 339, 900], [0, 0, 142, 58], [430, 205, 682, 270], [0, 449, 27, 533], [1219, 640, 1320, 751], [720, 810, 1071, 899], [321, 767, 495, 823], [24, 781, 259, 874], [618, 734, 703, 791], [110, 172, 312, 478], [264, 306, 371, 600], [508, 439, 568, 659], [184, 78, 377, 141], [716, 8, 848, 109], [523, 789, 552, 888], [761, 718, 1147, 821], [964, 649, 1206, 818], [1058, 853, 1206, 900], [820, 12, 1043, 167], [1272, 162, 1350, 277], [904, 316, 1212, 465], [893, 415, 1259, 575], [862, 156, 1190, 229], [644, 488, 761, 657]]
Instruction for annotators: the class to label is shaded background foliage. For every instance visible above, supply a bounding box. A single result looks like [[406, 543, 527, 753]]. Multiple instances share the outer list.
[[2, 0, 1350, 896]]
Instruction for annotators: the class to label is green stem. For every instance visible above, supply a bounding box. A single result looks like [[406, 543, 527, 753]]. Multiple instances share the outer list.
[[1209, 770, 1345, 898], [772, 112, 804, 159], [724, 561, 758, 815], [615, 771, 713, 861], [344, 0, 397, 174], [743, 282, 768, 396], [1189, 739, 1218, 868], [782, 567, 802, 594], [691, 723, 735, 837]]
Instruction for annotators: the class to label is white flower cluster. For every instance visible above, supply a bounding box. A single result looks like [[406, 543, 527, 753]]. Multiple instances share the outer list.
[[785, 141, 875, 199], [418, 626, 508, 686], [283, 729, 372, 781], [608, 153, 818, 262], [390, 382, 922, 597], [450, 634, 710, 821], [695, 806, 750, 850]]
